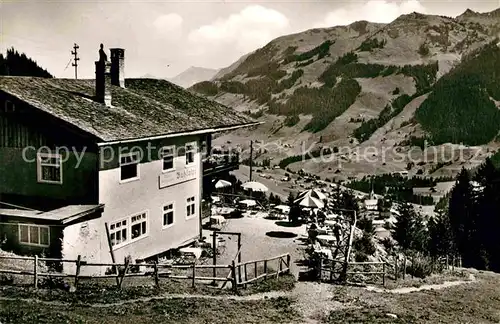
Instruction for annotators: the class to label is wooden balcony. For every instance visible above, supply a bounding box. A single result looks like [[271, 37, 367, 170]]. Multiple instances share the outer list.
[[202, 152, 239, 177]]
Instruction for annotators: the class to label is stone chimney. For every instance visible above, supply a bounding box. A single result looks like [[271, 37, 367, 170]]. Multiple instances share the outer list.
[[110, 48, 125, 88], [95, 60, 112, 106]]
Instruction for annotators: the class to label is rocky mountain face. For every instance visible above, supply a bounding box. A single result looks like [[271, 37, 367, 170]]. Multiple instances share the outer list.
[[169, 66, 219, 88], [191, 9, 500, 181]]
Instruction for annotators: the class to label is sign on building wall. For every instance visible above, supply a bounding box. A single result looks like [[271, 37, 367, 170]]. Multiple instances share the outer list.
[[159, 166, 197, 189]]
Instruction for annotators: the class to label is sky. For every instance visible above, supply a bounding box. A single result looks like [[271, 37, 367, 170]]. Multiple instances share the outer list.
[[1, 0, 499, 79]]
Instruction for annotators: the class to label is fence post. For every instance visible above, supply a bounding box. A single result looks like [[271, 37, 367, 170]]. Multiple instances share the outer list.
[[318, 258, 323, 282], [329, 260, 333, 282], [192, 262, 196, 288], [382, 263, 386, 286], [118, 258, 130, 289], [74, 255, 82, 289], [264, 260, 267, 279], [34, 255, 38, 289], [254, 261, 257, 280], [231, 260, 238, 293], [286, 254, 291, 274], [403, 255, 407, 280], [452, 255, 455, 272], [237, 234, 242, 284], [244, 263, 248, 288], [446, 255, 449, 270], [394, 255, 398, 281], [212, 230, 217, 285], [411, 255, 414, 279], [153, 262, 159, 288]]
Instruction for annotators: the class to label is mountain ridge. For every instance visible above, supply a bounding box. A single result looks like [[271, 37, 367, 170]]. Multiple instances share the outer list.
[[190, 8, 500, 181]]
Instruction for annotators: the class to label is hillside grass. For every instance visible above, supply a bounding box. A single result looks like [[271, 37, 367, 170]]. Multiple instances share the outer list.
[[0, 296, 301, 324], [326, 271, 500, 324]]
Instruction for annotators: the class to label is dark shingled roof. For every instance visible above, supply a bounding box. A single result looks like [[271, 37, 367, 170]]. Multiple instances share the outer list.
[[0, 76, 256, 142]]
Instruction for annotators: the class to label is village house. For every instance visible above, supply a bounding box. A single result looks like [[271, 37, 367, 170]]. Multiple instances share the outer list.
[[0, 45, 256, 274]]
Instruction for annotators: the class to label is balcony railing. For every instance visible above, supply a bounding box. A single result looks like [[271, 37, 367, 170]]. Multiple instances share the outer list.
[[203, 152, 239, 176]]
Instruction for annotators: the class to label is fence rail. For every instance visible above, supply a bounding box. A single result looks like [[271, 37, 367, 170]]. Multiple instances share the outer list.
[[319, 258, 387, 285], [236, 253, 291, 287], [0, 252, 291, 292]]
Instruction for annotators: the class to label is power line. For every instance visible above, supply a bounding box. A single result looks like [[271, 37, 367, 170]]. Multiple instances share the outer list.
[[71, 43, 80, 79]]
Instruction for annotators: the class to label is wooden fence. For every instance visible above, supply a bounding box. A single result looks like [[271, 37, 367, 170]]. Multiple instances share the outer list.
[[319, 259, 387, 285], [236, 253, 291, 288], [0, 252, 291, 291], [392, 253, 462, 280], [319, 253, 463, 285]]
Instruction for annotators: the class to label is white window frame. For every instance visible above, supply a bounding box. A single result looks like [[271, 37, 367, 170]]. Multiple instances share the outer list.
[[18, 224, 50, 247], [109, 211, 149, 250], [119, 152, 140, 183], [109, 218, 128, 249], [185, 142, 196, 165], [161, 145, 175, 173], [130, 211, 149, 242], [37, 152, 63, 184], [186, 196, 196, 219], [162, 202, 175, 229]]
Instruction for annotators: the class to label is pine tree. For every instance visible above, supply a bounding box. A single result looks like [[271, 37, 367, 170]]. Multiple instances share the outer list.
[[448, 167, 478, 268], [0, 47, 53, 78], [474, 158, 500, 271], [427, 210, 454, 257], [392, 203, 415, 251]]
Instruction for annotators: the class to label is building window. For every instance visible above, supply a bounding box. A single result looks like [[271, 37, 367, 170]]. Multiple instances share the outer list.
[[186, 196, 196, 218], [4, 100, 15, 113], [163, 203, 174, 227], [185, 142, 196, 165], [131, 212, 148, 240], [110, 219, 127, 247], [120, 152, 140, 182], [161, 146, 175, 172], [18, 224, 49, 247], [37, 152, 62, 184]]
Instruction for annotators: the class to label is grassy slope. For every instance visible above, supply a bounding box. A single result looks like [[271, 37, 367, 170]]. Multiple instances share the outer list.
[[1, 271, 500, 323], [326, 271, 500, 323]]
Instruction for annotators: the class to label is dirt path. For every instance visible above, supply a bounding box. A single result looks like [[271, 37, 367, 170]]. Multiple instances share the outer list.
[[364, 275, 477, 294]]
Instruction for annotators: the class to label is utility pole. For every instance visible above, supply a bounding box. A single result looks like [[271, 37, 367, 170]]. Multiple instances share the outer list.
[[71, 43, 80, 79], [249, 140, 253, 181]]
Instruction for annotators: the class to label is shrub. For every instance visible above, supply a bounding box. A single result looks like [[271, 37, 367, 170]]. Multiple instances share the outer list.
[[418, 43, 430, 56], [406, 254, 434, 278], [357, 38, 386, 52], [284, 115, 300, 127]]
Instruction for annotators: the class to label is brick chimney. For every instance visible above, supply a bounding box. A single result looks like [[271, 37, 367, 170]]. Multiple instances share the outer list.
[[110, 48, 125, 88], [95, 61, 112, 106]]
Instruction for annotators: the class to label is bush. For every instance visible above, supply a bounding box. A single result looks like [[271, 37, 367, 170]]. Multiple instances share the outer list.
[[357, 38, 386, 52], [353, 233, 376, 256], [355, 252, 370, 262], [284, 115, 300, 127], [418, 43, 430, 56], [406, 254, 434, 278]]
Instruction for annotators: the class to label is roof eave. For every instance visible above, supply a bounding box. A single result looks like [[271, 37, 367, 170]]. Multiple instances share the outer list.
[[97, 121, 262, 146]]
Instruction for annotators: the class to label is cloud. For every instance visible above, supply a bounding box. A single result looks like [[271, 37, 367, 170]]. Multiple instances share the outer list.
[[186, 5, 290, 66], [315, 0, 427, 28], [153, 13, 183, 39]]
